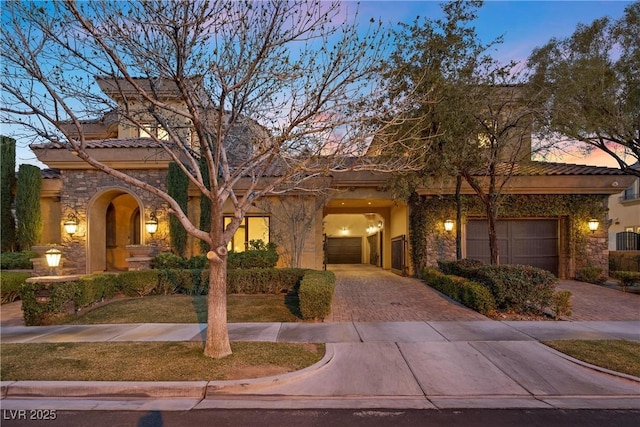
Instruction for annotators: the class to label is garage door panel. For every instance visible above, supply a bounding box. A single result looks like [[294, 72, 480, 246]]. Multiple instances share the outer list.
[[326, 237, 362, 264], [467, 220, 558, 275]]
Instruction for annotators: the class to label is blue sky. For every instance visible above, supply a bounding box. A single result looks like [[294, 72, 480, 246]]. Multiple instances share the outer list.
[[6, 0, 633, 168], [356, 0, 633, 67]]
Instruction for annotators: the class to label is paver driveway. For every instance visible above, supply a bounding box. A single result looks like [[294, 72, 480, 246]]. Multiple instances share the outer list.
[[326, 264, 487, 322]]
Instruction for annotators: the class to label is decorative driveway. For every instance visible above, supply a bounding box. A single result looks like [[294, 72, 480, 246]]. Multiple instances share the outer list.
[[326, 264, 488, 322], [327, 265, 640, 322]]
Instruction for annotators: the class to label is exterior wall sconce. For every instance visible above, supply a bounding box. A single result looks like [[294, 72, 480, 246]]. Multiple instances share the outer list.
[[145, 212, 159, 235], [45, 248, 62, 275], [588, 218, 600, 233], [444, 219, 455, 232], [63, 213, 79, 235], [341, 227, 348, 236]]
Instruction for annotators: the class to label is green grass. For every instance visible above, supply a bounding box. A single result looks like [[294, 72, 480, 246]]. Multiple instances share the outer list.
[[68, 294, 301, 324], [544, 340, 640, 378], [1, 342, 325, 381]]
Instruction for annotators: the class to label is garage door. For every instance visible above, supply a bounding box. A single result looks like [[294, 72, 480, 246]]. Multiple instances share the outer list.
[[326, 237, 362, 264], [466, 220, 558, 275]]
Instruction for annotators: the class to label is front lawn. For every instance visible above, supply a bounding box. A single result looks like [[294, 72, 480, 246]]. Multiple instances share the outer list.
[[68, 294, 301, 324], [544, 340, 640, 378], [1, 341, 325, 381]]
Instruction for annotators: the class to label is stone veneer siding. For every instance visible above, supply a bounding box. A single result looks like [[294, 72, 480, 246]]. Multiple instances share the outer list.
[[60, 169, 170, 274], [409, 193, 610, 280]]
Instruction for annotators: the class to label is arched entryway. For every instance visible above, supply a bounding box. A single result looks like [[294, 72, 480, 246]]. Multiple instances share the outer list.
[[87, 188, 144, 273]]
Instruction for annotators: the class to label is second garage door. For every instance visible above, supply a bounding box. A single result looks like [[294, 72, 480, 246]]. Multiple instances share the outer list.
[[466, 219, 559, 275], [326, 237, 362, 264]]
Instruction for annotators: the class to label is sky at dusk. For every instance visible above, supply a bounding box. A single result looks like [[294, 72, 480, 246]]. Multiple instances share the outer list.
[[4, 0, 634, 169]]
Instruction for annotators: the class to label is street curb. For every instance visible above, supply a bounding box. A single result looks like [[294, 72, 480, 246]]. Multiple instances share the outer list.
[[0, 344, 335, 400], [540, 344, 640, 383]]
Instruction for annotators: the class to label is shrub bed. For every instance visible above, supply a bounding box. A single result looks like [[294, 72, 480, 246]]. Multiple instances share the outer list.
[[298, 270, 335, 320], [473, 264, 557, 313], [422, 267, 495, 315], [611, 271, 640, 292], [437, 259, 483, 277], [1, 271, 31, 304], [0, 251, 37, 270], [20, 267, 311, 325]]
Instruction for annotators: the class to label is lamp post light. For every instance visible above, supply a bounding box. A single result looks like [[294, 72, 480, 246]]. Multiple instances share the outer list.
[[588, 218, 600, 233], [44, 248, 62, 276]]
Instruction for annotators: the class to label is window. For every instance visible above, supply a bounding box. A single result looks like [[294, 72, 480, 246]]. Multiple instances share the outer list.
[[224, 216, 270, 252], [139, 125, 169, 140]]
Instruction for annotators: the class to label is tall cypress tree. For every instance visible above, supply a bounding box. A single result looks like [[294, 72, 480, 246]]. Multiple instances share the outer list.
[[198, 156, 211, 253], [15, 164, 42, 250], [166, 162, 188, 256], [1, 136, 17, 252]]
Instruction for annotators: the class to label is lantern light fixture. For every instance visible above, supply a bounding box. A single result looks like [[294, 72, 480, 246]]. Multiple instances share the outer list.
[[444, 219, 455, 232], [145, 212, 159, 235], [45, 248, 62, 275], [63, 213, 79, 235], [588, 218, 600, 233]]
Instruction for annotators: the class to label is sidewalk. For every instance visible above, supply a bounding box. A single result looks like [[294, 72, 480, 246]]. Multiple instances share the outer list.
[[2, 320, 639, 410]]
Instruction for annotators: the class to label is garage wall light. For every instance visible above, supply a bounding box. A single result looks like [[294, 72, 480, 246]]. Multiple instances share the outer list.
[[444, 219, 454, 232], [588, 218, 599, 233]]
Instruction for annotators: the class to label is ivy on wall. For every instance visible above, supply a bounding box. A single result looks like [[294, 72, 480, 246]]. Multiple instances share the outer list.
[[409, 192, 609, 274]]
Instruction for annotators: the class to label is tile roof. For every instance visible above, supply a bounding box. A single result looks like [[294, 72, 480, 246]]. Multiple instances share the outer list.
[[41, 168, 60, 179], [476, 161, 629, 176], [30, 138, 165, 150]]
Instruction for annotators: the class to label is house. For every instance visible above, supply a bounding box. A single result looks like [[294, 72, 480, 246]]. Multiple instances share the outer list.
[[607, 165, 640, 271], [30, 79, 635, 279]]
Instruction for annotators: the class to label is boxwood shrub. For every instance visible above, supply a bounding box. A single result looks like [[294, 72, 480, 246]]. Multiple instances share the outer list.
[[20, 280, 79, 326], [422, 267, 495, 315], [116, 270, 161, 297], [0, 271, 31, 304], [298, 270, 335, 320]]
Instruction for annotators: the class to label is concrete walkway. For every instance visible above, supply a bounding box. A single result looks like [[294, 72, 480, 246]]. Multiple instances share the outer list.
[[2, 320, 639, 410], [1, 266, 639, 411]]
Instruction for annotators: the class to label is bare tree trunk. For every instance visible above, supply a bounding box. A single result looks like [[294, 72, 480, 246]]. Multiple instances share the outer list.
[[204, 248, 231, 358], [486, 204, 499, 265]]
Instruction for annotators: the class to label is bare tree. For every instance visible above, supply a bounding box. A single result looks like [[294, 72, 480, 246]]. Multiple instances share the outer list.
[[1, 0, 421, 358], [259, 192, 329, 268]]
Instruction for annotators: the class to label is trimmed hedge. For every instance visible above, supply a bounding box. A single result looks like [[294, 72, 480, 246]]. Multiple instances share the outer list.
[[151, 247, 279, 270], [20, 267, 318, 325], [422, 267, 495, 315], [1, 271, 31, 304], [228, 268, 305, 294], [298, 270, 335, 320], [0, 251, 37, 270]]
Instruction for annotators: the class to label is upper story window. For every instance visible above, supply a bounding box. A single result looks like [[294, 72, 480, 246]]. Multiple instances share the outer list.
[[621, 179, 639, 202], [139, 125, 169, 140]]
